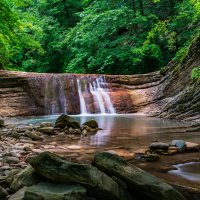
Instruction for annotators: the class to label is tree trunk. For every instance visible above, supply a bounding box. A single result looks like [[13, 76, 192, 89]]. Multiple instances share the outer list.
[[139, 0, 144, 15]]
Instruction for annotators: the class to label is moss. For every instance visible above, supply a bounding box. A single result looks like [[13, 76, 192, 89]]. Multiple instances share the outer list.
[[191, 66, 200, 80], [174, 33, 200, 65]]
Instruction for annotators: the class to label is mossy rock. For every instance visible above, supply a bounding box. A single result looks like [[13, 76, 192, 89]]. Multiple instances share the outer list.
[[54, 114, 80, 129], [82, 119, 98, 129]]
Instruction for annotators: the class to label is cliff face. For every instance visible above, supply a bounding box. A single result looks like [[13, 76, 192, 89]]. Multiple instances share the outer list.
[[0, 70, 161, 117], [0, 71, 41, 116], [0, 36, 199, 120], [152, 36, 200, 121]]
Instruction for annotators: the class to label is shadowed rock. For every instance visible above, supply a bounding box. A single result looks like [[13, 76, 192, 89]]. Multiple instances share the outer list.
[[82, 119, 98, 129], [55, 114, 80, 129], [29, 151, 131, 200], [24, 183, 86, 200], [0, 186, 8, 200], [10, 165, 41, 192], [0, 119, 4, 127], [92, 152, 186, 200], [8, 187, 28, 200]]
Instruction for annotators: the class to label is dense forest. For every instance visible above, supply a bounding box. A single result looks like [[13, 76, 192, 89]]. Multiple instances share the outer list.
[[0, 0, 199, 75]]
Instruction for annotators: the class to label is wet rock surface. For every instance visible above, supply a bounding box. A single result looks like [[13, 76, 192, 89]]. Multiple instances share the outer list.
[[93, 152, 186, 200]]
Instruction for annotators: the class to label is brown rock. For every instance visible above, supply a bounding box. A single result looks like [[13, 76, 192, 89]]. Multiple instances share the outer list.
[[185, 142, 200, 152]]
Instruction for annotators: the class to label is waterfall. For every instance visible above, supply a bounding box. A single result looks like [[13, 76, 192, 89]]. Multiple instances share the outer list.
[[89, 76, 115, 114], [44, 75, 67, 115], [77, 79, 87, 114], [89, 82, 106, 114], [96, 76, 115, 114], [44, 74, 115, 115]]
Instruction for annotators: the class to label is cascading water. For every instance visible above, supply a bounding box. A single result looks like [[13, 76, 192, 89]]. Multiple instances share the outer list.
[[44, 74, 67, 115], [89, 76, 115, 114], [44, 74, 115, 115], [77, 79, 87, 114]]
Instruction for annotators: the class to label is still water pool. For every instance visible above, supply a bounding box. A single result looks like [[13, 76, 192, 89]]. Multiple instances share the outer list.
[[6, 114, 197, 148]]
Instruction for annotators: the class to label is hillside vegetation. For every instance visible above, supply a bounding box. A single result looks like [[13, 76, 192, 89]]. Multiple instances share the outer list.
[[0, 0, 199, 74]]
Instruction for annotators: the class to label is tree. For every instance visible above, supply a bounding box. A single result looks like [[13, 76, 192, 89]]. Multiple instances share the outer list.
[[0, 0, 18, 68]]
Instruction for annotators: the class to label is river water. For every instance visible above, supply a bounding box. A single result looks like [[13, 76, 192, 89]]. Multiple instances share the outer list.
[[6, 114, 200, 183], [7, 114, 197, 148]]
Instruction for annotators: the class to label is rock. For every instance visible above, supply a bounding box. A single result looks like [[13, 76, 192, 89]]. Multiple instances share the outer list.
[[24, 182, 86, 200], [39, 127, 54, 135], [23, 146, 32, 152], [170, 140, 186, 152], [191, 122, 200, 128], [5, 169, 21, 186], [29, 151, 131, 200], [135, 153, 160, 161], [171, 182, 200, 200], [4, 156, 20, 164], [167, 146, 178, 155], [149, 142, 169, 151], [68, 127, 82, 134], [0, 186, 8, 200], [185, 142, 200, 152], [82, 129, 87, 135], [82, 125, 98, 134], [10, 165, 41, 192], [40, 122, 53, 128], [8, 186, 28, 200], [82, 119, 98, 129], [106, 149, 135, 160], [186, 127, 200, 132], [25, 131, 43, 141], [55, 114, 80, 129], [92, 152, 186, 200], [0, 119, 4, 127]]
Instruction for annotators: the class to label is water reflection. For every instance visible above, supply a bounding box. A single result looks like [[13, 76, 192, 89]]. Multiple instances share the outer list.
[[6, 114, 193, 148], [89, 115, 115, 146]]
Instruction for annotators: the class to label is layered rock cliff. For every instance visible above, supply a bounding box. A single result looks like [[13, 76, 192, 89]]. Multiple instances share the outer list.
[[154, 36, 200, 121], [0, 70, 161, 116], [0, 36, 199, 121]]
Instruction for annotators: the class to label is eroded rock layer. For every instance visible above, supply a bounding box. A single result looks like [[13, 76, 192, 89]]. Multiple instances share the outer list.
[[0, 70, 162, 117], [0, 36, 199, 120]]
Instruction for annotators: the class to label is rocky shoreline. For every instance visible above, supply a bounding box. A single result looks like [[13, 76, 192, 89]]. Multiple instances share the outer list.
[[0, 115, 200, 200]]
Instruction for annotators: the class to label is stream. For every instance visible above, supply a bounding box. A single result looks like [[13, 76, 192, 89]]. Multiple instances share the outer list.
[[4, 114, 200, 183]]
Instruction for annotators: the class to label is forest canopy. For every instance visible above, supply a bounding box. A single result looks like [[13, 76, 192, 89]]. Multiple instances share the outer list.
[[0, 0, 199, 74]]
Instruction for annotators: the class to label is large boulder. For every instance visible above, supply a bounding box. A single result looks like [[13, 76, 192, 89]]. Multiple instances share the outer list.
[[92, 152, 186, 200], [29, 151, 131, 200], [24, 183, 86, 200], [54, 114, 80, 129]]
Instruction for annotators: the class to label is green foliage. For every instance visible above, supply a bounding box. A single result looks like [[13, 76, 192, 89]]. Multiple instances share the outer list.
[[0, 0, 18, 68], [172, 0, 200, 61], [191, 66, 200, 80], [0, 0, 199, 74]]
